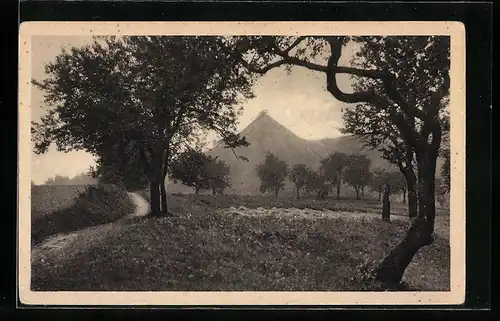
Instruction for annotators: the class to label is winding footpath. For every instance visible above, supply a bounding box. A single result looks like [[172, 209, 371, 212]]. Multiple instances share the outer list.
[[31, 192, 150, 264]]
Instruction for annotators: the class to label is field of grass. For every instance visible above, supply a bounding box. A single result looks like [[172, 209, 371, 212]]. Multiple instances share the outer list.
[[31, 184, 136, 246], [32, 193, 450, 292], [168, 193, 449, 217]]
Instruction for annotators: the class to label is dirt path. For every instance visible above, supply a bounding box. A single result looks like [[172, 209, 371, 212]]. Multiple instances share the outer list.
[[221, 206, 449, 241], [127, 192, 150, 217], [31, 192, 150, 265]]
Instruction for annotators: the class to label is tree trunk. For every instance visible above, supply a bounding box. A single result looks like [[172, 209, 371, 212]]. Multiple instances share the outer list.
[[355, 187, 360, 200], [212, 186, 216, 195], [408, 187, 418, 219], [361, 186, 365, 198], [402, 189, 406, 204], [400, 166, 418, 218], [296, 186, 300, 199], [336, 183, 341, 200], [382, 183, 390, 221], [160, 179, 168, 213], [374, 216, 434, 286], [274, 187, 279, 197], [378, 191, 381, 202], [375, 148, 438, 285], [150, 180, 162, 217]]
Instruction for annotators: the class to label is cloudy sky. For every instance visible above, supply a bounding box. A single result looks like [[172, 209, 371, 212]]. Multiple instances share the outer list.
[[30, 36, 356, 184]]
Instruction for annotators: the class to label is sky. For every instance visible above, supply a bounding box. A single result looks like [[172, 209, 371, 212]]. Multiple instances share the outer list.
[[30, 36, 356, 184]]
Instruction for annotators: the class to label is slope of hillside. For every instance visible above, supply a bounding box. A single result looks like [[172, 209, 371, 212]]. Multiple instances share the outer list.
[[167, 113, 446, 195], [206, 113, 327, 194]]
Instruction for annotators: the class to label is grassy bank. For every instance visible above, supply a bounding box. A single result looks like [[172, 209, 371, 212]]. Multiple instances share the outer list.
[[32, 194, 450, 291], [31, 185, 87, 220], [31, 184, 136, 246]]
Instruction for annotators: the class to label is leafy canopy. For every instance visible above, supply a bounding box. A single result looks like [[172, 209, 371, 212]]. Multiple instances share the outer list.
[[256, 152, 289, 195], [32, 36, 255, 180]]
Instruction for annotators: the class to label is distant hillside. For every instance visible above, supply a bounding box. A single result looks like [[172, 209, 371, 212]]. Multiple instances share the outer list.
[[167, 112, 446, 195]]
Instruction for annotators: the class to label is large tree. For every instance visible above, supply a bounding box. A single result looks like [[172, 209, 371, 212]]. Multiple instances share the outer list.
[[32, 36, 253, 216], [344, 154, 372, 200], [234, 35, 450, 286], [256, 152, 289, 197]]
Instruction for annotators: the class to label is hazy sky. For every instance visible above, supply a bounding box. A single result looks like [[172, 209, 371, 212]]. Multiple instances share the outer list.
[[30, 36, 356, 184]]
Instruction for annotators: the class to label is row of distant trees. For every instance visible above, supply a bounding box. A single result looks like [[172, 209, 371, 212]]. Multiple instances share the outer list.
[[41, 173, 97, 186], [256, 151, 450, 203]]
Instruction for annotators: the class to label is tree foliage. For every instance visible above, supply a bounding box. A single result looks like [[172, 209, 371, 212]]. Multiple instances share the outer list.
[[344, 154, 372, 200], [289, 164, 310, 199], [206, 157, 231, 195], [32, 36, 254, 215], [256, 152, 289, 197], [320, 152, 348, 199], [43, 173, 97, 186]]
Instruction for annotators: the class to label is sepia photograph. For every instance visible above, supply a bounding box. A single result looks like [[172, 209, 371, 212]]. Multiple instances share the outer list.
[[18, 22, 465, 305]]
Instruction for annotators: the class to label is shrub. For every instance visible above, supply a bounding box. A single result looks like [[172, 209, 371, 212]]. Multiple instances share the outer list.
[[31, 184, 135, 246]]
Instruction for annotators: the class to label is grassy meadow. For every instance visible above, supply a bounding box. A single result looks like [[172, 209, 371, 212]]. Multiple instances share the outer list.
[[31, 189, 450, 292]]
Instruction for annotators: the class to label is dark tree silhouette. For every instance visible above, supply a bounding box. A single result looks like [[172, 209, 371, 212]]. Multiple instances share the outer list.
[[256, 152, 289, 197], [344, 154, 372, 200], [32, 36, 253, 216], [207, 157, 231, 195], [289, 164, 309, 199], [320, 152, 348, 199], [169, 149, 212, 194]]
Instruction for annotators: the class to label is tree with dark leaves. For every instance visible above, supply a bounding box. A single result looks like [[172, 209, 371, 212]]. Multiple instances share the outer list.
[[256, 152, 289, 197], [320, 152, 348, 200], [207, 157, 231, 195], [32, 36, 254, 216], [289, 164, 309, 199], [169, 149, 212, 194], [344, 154, 372, 200]]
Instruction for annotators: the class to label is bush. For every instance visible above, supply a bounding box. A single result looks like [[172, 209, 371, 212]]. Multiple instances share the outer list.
[[32, 184, 135, 246]]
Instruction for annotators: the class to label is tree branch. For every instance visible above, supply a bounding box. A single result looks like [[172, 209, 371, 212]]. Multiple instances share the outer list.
[[281, 36, 308, 55]]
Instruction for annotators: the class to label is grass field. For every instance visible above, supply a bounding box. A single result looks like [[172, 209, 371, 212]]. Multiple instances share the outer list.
[[173, 193, 449, 216], [31, 193, 450, 292]]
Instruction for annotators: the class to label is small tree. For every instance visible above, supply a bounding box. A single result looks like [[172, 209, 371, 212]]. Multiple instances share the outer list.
[[370, 168, 386, 202], [207, 157, 231, 195], [289, 164, 309, 199], [256, 152, 289, 197], [390, 172, 408, 204], [320, 152, 348, 199], [344, 154, 372, 200], [169, 149, 212, 194], [303, 169, 331, 200]]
